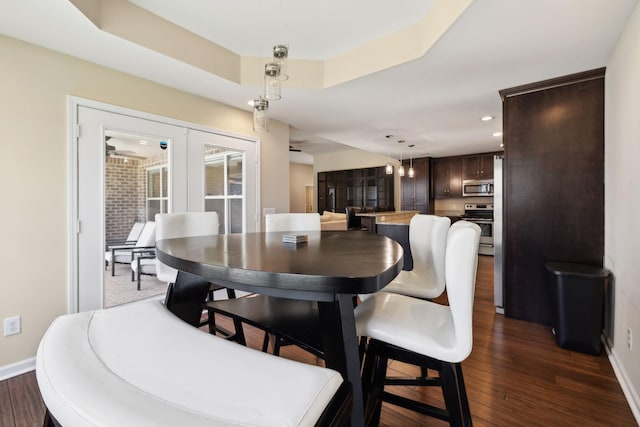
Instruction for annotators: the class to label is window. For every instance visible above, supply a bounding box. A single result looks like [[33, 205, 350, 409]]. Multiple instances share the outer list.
[[146, 165, 168, 221], [204, 148, 244, 234]]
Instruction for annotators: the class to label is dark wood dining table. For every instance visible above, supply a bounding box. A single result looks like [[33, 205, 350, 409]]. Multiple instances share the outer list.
[[156, 230, 403, 426]]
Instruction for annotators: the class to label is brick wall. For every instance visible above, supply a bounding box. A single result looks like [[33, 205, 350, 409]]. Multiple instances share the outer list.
[[105, 152, 168, 242], [105, 157, 141, 242]]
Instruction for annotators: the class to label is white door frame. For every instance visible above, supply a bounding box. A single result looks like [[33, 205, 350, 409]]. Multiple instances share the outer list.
[[68, 96, 261, 313]]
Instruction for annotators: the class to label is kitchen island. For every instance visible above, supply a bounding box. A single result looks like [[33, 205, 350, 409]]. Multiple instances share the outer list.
[[356, 210, 418, 233]]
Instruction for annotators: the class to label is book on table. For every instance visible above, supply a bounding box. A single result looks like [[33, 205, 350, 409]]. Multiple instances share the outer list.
[[282, 234, 308, 244]]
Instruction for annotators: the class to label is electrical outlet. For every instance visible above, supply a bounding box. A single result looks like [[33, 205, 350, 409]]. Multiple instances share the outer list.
[[628, 328, 633, 351], [4, 316, 21, 336]]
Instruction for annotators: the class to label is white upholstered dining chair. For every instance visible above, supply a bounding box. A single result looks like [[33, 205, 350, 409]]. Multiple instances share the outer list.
[[355, 220, 481, 426], [155, 212, 220, 284], [375, 214, 451, 299]]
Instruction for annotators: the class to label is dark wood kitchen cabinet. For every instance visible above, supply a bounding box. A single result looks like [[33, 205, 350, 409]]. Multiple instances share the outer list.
[[317, 166, 394, 213], [500, 68, 605, 326], [462, 153, 494, 180], [400, 157, 433, 213], [431, 157, 462, 199]]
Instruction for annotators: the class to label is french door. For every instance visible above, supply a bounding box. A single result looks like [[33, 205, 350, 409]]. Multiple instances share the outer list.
[[70, 99, 259, 312]]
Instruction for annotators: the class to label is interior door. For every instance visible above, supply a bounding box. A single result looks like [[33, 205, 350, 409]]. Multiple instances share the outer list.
[[74, 105, 188, 312]]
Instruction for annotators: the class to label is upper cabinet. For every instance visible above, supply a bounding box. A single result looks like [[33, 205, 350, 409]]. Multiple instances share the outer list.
[[462, 153, 494, 180], [400, 157, 432, 213], [432, 157, 462, 199]]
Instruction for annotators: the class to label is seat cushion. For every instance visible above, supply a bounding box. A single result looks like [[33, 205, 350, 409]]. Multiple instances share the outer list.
[[355, 292, 470, 363], [37, 300, 343, 427], [130, 257, 156, 275], [379, 270, 442, 299]]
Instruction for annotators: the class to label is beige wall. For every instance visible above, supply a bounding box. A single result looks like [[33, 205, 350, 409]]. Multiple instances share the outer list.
[[289, 162, 314, 213], [604, 1, 640, 417], [0, 34, 289, 367], [313, 149, 402, 212]]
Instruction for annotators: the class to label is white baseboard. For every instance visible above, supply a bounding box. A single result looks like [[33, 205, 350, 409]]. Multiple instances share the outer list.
[[0, 357, 36, 381], [605, 341, 640, 424]]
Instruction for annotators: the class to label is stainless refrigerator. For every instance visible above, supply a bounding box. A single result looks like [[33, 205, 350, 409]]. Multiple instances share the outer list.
[[494, 155, 504, 314]]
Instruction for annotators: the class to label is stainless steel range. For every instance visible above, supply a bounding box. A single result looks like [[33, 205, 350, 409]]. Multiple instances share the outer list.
[[459, 203, 494, 256]]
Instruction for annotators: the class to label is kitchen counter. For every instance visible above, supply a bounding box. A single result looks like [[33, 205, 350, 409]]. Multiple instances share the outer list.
[[356, 211, 418, 233]]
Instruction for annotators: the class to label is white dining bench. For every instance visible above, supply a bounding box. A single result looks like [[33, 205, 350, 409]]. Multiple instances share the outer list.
[[36, 300, 350, 426]]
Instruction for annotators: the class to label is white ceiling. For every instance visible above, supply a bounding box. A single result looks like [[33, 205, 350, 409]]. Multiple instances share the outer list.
[[1, 0, 637, 160]]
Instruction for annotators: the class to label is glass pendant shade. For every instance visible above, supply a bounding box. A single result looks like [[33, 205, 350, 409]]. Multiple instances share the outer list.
[[253, 97, 269, 132], [385, 163, 393, 174], [398, 165, 405, 177], [273, 44, 289, 81], [408, 166, 415, 178], [264, 63, 281, 100]]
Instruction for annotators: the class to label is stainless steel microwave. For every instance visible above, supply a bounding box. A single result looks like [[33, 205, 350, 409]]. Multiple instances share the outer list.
[[462, 179, 494, 197]]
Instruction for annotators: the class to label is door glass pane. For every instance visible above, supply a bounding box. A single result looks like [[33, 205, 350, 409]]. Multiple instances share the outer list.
[[229, 199, 243, 233], [228, 153, 243, 196], [104, 130, 170, 309], [205, 199, 225, 233], [205, 158, 224, 196]]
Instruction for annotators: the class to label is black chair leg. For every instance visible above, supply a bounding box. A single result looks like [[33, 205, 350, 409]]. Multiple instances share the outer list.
[[362, 340, 387, 427], [358, 336, 368, 366], [261, 332, 271, 352], [440, 362, 471, 427], [43, 409, 61, 427], [454, 363, 472, 426]]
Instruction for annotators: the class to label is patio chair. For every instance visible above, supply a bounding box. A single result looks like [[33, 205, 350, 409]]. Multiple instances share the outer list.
[[104, 221, 155, 276], [105, 221, 145, 248]]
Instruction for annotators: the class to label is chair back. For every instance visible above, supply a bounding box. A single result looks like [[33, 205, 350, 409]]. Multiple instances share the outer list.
[[155, 212, 220, 283], [126, 222, 145, 243], [409, 215, 451, 295], [135, 222, 156, 248], [444, 220, 481, 362], [265, 213, 321, 232]]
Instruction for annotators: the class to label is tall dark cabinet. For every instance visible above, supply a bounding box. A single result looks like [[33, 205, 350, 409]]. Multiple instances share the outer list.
[[499, 68, 605, 325], [400, 157, 433, 213]]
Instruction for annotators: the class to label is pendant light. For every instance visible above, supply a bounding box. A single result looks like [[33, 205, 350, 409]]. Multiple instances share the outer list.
[[398, 153, 405, 177], [273, 44, 289, 81], [252, 97, 269, 132], [385, 153, 393, 174], [264, 63, 282, 100], [408, 155, 415, 178]]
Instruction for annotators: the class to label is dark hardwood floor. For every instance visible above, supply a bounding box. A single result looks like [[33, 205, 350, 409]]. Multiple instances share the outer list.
[[1, 255, 636, 426]]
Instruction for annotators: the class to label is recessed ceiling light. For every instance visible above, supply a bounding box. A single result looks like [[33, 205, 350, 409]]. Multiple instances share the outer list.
[[492, 132, 503, 137], [481, 115, 494, 121], [139, 140, 149, 145]]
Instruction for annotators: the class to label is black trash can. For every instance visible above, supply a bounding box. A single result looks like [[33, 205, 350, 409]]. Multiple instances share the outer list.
[[546, 262, 610, 355]]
